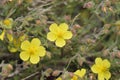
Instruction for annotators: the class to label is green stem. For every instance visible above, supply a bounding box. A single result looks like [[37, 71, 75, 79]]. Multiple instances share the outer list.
[[65, 53, 79, 70]]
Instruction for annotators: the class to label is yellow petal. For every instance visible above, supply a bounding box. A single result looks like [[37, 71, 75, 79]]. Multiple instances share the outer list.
[[71, 75, 78, 80], [56, 77, 62, 80], [55, 38, 66, 47], [21, 40, 30, 50], [50, 23, 58, 32], [30, 55, 40, 64], [0, 30, 5, 40], [103, 59, 110, 68], [38, 46, 46, 57], [91, 65, 100, 73], [8, 46, 17, 53], [74, 69, 86, 78], [19, 34, 27, 41], [98, 73, 104, 80], [7, 33, 13, 42], [47, 32, 57, 41], [20, 51, 30, 61], [63, 31, 72, 39], [59, 23, 68, 31], [104, 71, 111, 80], [95, 57, 102, 64], [80, 69, 86, 77], [31, 38, 41, 46]]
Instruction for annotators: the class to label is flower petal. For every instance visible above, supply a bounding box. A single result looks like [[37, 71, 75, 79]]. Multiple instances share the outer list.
[[104, 71, 111, 80], [49, 23, 58, 32], [59, 23, 68, 31], [56, 77, 62, 80], [21, 40, 30, 50], [0, 30, 5, 40], [8, 46, 17, 53], [80, 69, 86, 77], [30, 55, 40, 64], [95, 57, 102, 64], [38, 46, 46, 57], [63, 31, 72, 39], [103, 59, 111, 68], [20, 51, 30, 61], [31, 38, 41, 46], [55, 38, 66, 47], [7, 33, 13, 42], [98, 73, 104, 80], [74, 69, 86, 78], [91, 65, 100, 73], [47, 32, 57, 41], [71, 75, 78, 80]]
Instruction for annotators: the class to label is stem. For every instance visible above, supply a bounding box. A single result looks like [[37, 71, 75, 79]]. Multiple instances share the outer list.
[[70, 13, 81, 27], [60, 47, 64, 58], [65, 54, 78, 70]]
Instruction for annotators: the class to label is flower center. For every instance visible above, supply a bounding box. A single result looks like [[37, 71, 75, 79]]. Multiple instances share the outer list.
[[57, 32, 63, 38], [100, 66, 108, 72], [3, 19, 11, 26], [29, 47, 35, 55]]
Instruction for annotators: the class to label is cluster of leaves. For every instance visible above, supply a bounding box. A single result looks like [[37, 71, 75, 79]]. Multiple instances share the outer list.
[[0, 0, 120, 80]]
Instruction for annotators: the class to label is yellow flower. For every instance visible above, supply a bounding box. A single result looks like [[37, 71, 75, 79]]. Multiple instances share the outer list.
[[91, 57, 111, 80], [71, 68, 86, 80], [0, 30, 5, 40], [2, 18, 13, 29], [7, 34, 27, 53], [47, 23, 73, 47], [56, 77, 62, 80], [20, 38, 46, 64]]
